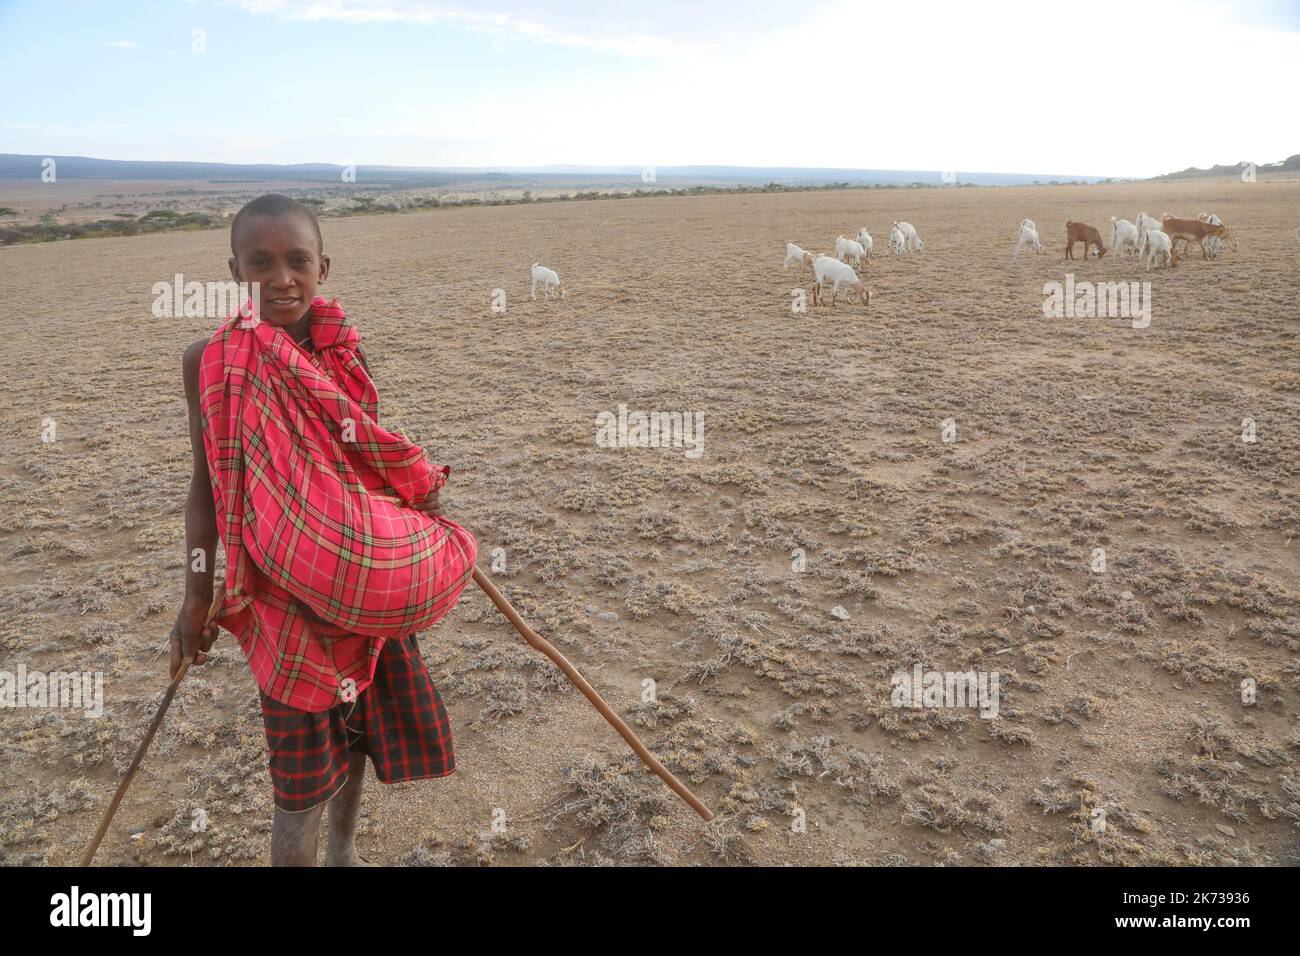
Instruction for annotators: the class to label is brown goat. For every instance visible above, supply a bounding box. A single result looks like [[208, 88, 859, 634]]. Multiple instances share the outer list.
[[1065, 221, 1107, 260], [1162, 216, 1233, 259]]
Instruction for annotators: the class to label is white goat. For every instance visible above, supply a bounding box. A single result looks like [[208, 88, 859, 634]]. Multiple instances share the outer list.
[[893, 220, 923, 251], [530, 262, 565, 301], [1014, 222, 1043, 255], [784, 242, 814, 270], [1137, 226, 1153, 258], [855, 227, 874, 260], [1142, 228, 1174, 270], [1021, 218, 1036, 232], [1135, 212, 1162, 249], [835, 235, 868, 269], [888, 224, 906, 255], [1109, 217, 1140, 259], [811, 255, 871, 307]]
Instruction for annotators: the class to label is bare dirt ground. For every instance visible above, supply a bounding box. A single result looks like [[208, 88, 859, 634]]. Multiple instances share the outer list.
[[1, 182, 1297, 867]]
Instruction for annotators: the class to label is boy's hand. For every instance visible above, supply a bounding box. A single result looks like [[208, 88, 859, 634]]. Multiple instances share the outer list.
[[169, 599, 218, 677], [411, 489, 444, 517]]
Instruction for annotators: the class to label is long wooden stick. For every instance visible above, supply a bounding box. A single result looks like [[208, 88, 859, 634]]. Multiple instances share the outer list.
[[471, 566, 713, 821], [80, 594, 224, 867]]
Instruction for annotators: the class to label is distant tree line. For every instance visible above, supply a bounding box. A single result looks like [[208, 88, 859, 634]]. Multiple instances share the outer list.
[[0, 208, 220, 245], [0, 177, 1103, 246]]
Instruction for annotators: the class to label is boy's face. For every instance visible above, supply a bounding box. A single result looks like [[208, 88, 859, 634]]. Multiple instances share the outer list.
[[228, 213, 330, 326]]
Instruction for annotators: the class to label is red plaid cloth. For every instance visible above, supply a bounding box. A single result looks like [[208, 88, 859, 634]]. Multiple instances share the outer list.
[[198, 297, 476, 712], [260, 631, 455, 812]]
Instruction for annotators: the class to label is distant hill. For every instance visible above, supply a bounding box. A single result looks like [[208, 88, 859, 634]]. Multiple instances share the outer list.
[[1152, 154, 1300, 180], [0, 154, 1112, 188], [0, 154, 458, 186]]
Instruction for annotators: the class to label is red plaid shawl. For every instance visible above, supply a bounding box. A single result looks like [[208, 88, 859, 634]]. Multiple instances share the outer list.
[[198, 297, 476, 712]]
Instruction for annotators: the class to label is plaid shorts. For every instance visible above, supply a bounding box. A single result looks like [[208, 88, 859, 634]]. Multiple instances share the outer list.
[[259, 632, 456, 812]]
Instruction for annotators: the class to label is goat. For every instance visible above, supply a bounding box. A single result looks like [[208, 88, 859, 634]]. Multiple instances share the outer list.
[[811, 255, 871, 307], [1160, 216, 1233, 260], [855, 228, 874, 260], [784, 242, 815, 270], [835, 235, 868, 269], [1136, 211, 1162, 251], [530, 262, 566, 300], [1065, 221, 1107, 260], [893, 221, 924, 251], [888, 224, 906, 254], [1196, 213, 1236, 254], [1014, 222, 1043, 255], [1109, 217, 1140, 259], [1142, 228, 1175, 270]]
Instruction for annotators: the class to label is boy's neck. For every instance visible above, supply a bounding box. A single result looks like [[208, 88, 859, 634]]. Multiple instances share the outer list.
[[283, 305, 313, 344]]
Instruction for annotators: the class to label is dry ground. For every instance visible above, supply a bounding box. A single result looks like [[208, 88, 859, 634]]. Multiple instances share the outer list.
[[1, 181, 1298, 867]]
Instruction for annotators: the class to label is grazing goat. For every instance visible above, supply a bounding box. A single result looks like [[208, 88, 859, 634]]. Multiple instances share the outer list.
[[1219, 219, 1238, 253], [1160, 216, 1233, 260], [1196, 213, 1237, 254], [1109, 217, 1140, 259], [1142, 228, 1175, 270], [1135, 211, 1162, 250], [888, 224, 906, 254], [1137, 227, 1154, 257], [811, 255, 871, 307], [835, 235, 868, 269], [784, 242, 815, 270], [1014, 221, 1043, 255], [855, 228, 874, 259], [1065, 221, 1107, 260], [530, 262, 565, 301], [893, 221, 924, 251]]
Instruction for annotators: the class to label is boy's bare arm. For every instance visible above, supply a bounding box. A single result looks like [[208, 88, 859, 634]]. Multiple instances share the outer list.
[[169, 338, 220, 675]]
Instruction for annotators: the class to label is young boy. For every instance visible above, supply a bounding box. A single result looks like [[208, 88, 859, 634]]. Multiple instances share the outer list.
[[171, 194, 476, 866]]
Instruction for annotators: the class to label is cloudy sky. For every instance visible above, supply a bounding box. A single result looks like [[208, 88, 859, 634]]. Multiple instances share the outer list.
[[1, 0, 1297, 177]]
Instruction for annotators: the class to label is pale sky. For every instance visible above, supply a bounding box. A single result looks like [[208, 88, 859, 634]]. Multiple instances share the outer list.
[[1, 0, 1297, 177]]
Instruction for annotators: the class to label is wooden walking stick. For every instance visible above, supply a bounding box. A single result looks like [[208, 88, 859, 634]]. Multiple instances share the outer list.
[[81, 594, 223, 866], [471, 566, 713, 822]]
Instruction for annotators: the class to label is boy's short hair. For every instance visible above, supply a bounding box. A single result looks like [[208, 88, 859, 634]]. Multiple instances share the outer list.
[[231, 193, 323, 255]]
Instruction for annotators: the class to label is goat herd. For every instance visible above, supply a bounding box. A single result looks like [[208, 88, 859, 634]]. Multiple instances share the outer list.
[[527, 211, 1241, 311], [778, 212, 1239, 308], [780, 222, 924, 307], [1062, 212, 1237, 268]]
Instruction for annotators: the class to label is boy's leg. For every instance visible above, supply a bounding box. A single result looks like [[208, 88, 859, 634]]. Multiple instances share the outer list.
[[271, 804, 325, 866], [324, 751, 372, 866], [260, 689, 352, 866]]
